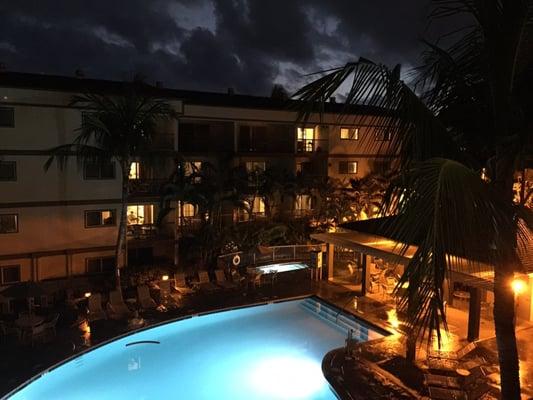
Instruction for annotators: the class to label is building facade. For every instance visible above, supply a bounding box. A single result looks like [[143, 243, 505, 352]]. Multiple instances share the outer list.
[[0, 72, 397, 287]]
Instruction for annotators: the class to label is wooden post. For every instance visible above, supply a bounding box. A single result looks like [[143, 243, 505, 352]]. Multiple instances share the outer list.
[[467, 286, 482, 342], [361, 253, 367, 296], [327, 243, 334, 281]]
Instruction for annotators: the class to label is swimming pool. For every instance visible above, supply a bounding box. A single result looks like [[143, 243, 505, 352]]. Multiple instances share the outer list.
[[7, 297, 384, 400], [256, 262, 308, 273]]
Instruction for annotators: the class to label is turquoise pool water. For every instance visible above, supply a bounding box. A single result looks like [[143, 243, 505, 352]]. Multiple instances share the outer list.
[[8, 298, 383, 400]]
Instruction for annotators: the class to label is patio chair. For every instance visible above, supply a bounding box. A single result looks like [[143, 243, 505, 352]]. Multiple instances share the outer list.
[[197, 271, 220, 293], [29, 322, 47, 347], [87, 293, 107, 322], [214, 270, 239, 290], [42, 313, 59, 338], [159, 280, 180, 307], [137, 285, 157, 310], [173, 273, 195, 295], [246, 267, 263, 289], [107, 290, 133, 320]]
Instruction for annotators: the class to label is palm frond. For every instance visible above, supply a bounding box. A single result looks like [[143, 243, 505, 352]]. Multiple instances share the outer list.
[[380, 158, 529, 344], [291, 58, 456, 168]]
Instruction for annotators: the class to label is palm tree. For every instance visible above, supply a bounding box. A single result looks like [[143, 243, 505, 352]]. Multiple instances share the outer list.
[[44, 86, 176, 290], [293, 1, 533, 397]]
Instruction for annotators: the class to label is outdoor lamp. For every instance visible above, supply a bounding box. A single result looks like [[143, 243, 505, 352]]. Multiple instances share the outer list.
[[162, 275, 169, 281], [84, 292, 92, 298], [511, 277, 527, 295]]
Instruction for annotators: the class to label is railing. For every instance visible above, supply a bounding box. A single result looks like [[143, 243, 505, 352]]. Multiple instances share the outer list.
[[129, 179, 167, 196], [296, 139, 329, 153], [217, 244, 325, 269], [127, 223, 173, 241]]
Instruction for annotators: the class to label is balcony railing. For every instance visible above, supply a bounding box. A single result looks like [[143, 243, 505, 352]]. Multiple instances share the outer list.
[[128, 179, 167, 196], [127, 223, 173, 241], [296, 139, 329, 153]]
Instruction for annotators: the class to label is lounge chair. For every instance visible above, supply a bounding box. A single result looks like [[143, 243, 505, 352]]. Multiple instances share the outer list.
[[424, 373, 461, 389], [88, 293, 107, 322], [214, 270, 239, 290], [428, 341, 476, 371], [137, 285, 157, 310], [107, 290, 133, 319], [173, 273, 195, 295], [159, 280, 180, 307], [197, 271, 220, 293], [42, 313, 59, 337]]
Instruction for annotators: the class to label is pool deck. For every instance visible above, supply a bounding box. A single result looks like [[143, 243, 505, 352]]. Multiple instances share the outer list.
[[1, 278, 531, 399]]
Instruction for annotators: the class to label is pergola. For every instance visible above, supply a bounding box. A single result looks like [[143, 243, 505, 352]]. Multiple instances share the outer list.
[[311, 228, 496, 341]]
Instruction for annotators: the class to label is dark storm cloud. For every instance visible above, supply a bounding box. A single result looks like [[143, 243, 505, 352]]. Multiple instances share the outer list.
[[0, 1, 450, 95]]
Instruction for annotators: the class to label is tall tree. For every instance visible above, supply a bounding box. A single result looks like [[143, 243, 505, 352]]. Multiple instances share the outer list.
[[293, 1, 533, 397], [44, 86, 176, 290]]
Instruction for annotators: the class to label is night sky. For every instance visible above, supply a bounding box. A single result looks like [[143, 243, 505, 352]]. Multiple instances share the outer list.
[[1, 1, 443, 95]]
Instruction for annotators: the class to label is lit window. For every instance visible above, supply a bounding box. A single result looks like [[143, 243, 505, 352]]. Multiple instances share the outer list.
[[340, 127, 359, 140], [295, 195, 313, 211], [84, 162, 115, 180], [184, 161, 202, 176], [246, 161, 266, 173], [0, 161, 16, 181], [339, 161, 358, 174], [0, 107, 15, 128], [1, 265, 20, 284], [127, 205, 154, 225], [85, 210, 116, 227], [129, 162, 140, 180], [252, 197, 265, 214], [0, 214, 18, 233], [297, 127, 315, 152]]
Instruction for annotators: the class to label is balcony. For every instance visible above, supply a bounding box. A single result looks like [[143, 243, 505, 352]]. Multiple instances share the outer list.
[[127, 223, 173, 242], [296, 139, 328, 154], [128, 179, 167, 197]]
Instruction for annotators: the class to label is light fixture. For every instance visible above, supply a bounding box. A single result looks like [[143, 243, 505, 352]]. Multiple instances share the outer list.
[[511, 277, 527, 295], [84, 292, 92, 298], [162, 275, 169, 281]]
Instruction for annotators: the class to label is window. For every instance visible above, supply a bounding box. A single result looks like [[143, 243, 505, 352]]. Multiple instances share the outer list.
[[340, 127, 359, 140], [0, 214, 18, 233], [339, 161, 358, 174], [127, 205, 154, 225], [182, 203, 197, 218], [297, 127, 315, 152], [86, 257, 115, 274], [184, 161, 202, 175], [295, 194, 314, 211], [0, 107, 14, 128], [252, 197, 265, 214], [375, 130, 392, 141], [0, 161, 16, 181], [245, 161, 266, 173], [1, 265, 20, 284], [129, 162, 141, 180], [84, 162, 115, 180], [85, 210, 116, 227]]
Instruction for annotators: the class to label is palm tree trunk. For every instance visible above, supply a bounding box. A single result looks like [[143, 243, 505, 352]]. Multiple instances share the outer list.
[[494, 266, 521, 399], [115, 164, 129, 291]]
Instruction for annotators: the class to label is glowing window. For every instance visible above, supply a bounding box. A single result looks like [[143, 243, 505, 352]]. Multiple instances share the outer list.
[[245, 161, 266, 173], [339, 161, 358, 174], [129, 162, 140, 180], [127, 205, 154, 225], [340, 127, 358, 140], [295, 195, 313, 211], [297, 127, 315, 152], [252, 197, 265, 214]]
